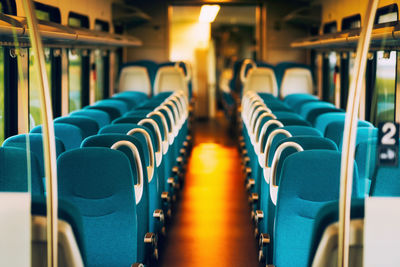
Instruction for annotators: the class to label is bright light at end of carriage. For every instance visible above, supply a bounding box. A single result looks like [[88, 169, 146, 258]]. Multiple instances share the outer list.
[[199, 5, 220, 23]]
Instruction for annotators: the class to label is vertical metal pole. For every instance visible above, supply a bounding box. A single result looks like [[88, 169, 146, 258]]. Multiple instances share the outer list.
[[338, 1, 378, 267], [21, 0, 58, 266]]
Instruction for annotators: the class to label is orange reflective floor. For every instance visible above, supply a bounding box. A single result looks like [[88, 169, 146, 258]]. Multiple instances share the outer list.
[[159, 114, 259, 266]]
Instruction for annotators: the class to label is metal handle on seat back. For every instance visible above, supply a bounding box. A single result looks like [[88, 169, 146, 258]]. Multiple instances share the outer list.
[[254, 113, 276, 144], [252, 109, 274, 136], [242, 93, 259, 121], [250, 106, 271, 135], [170, 96, 186, 123], [147, 111, 169, 155], [264, 129, 292, 168], [165, 100, 181, 129], [127, 128, 155, 183], [247, 101, 264, 127], [156, 106, 176, 142], [269, 141, 303, 206], [259, 120, 284, 154], [138, 118, 163, 167], [240, 59, 257, 84], [111, 140, 144, 205]]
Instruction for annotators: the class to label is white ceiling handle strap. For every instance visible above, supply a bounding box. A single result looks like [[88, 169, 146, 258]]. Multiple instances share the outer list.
[[138, 118, 163, 167], [240, 59, 257, 84], [127, 128, 155, 183], [156, 106, 176, 142], [269, 142, 303, 206], [147, 111, 169, 155], [111, 140, 144, 205]]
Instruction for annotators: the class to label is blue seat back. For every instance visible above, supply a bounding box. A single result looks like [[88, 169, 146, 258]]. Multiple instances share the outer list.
[[325, 120, 374, 148], [274, 150, 358, 267], [0, 147, 43, 196], [299, 101, 335, 119], [57, 147, 139, 266], [55, 116, 99, 138], [70, 109, 110, 128], [31, 123, 83, 151], [3, 133, 65, 178]]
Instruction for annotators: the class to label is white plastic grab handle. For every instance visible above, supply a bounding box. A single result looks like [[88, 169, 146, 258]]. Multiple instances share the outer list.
[[138, 118, 163, 167], [254, 112, 277, 144], [247, 101, 264, 127], [264, 129, 292, 168], [127, 128, 155, 183], [156, 106, 176, 142], [147, 111, 169, 155], [260, 119, 284, 155], [240, 59, 257, 84], [111, 140, 144, 205], [269, 141, 303, 206]]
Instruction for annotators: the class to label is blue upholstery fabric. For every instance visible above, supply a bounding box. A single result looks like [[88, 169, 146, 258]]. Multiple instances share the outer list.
[[113, 91, 149, 106], [299, 101, 335, 119], [272, 137, 338, 187], [80, 134, 150, 262], [113, 116, 141, 125], [370, 144, 400, 196], [88, 99, 128, 120], [267, 126, 323, 167], [31, 123, 83, 151], [325, 120, 374, 148], [0, 147, 43, 196], [314, 112, 347, 135], [355, 138, 377, 196], [57, 148, 139, 266], [3, 133, 65, 178], [55, 116, 99, 139], [112, 95, 143, 110], [70, 109, 110, 128], [81, 134, 149, 182], [283, 93, 318, 109], [273, 150, 359, 267], [31, 196, 87, 265], [307, 107, 344, 125]]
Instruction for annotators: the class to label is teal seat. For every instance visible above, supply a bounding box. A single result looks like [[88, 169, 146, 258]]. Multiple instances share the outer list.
[[0, 147, 43, 196], [55, 116, 99, 138], [370, 145, 400, 196], [299, 101, 335, 119], [31, 123, 83, 151], [307, 107, 344, 125], [70, 109, 110, 128], [57, 147, 141, 266], [283, 93, 318, 109], [3, 133, 65, 178], [81, 134, 154, 263], [272, 150, 359, 267], [325, 120, 374, 148]]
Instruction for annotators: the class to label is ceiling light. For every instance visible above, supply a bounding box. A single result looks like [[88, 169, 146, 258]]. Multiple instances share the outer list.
[[199, 5, 220, 23]]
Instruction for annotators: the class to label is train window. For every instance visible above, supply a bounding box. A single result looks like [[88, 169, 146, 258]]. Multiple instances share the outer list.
[[342, 14, 361, 30], [323, 21, 337, 34], [29, 49, 52, 129], [68, 13, 89, 111], [375, 4, 398, 24], [68, 49, 82, 111], [371, 51, 396, 125], [94, 20, 110, 101], [322, 52, 338, 104]]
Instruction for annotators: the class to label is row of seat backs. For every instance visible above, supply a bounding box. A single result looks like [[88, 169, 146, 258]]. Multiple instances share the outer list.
[[241, 93, 361, 267], [119, 60, 191, 98], [230, 60, 314, 98]]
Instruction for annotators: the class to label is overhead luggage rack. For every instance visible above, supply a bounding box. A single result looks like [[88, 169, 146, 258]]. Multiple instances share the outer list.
[[0, 13, 142, 48], [291, 22, 400, 49]]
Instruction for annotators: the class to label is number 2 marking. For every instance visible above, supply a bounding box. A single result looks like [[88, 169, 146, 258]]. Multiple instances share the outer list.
[[382, 122, 397, 145]]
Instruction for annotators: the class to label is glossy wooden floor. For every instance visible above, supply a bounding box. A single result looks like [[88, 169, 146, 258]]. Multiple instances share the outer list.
[[159, 113, 259, 266]]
